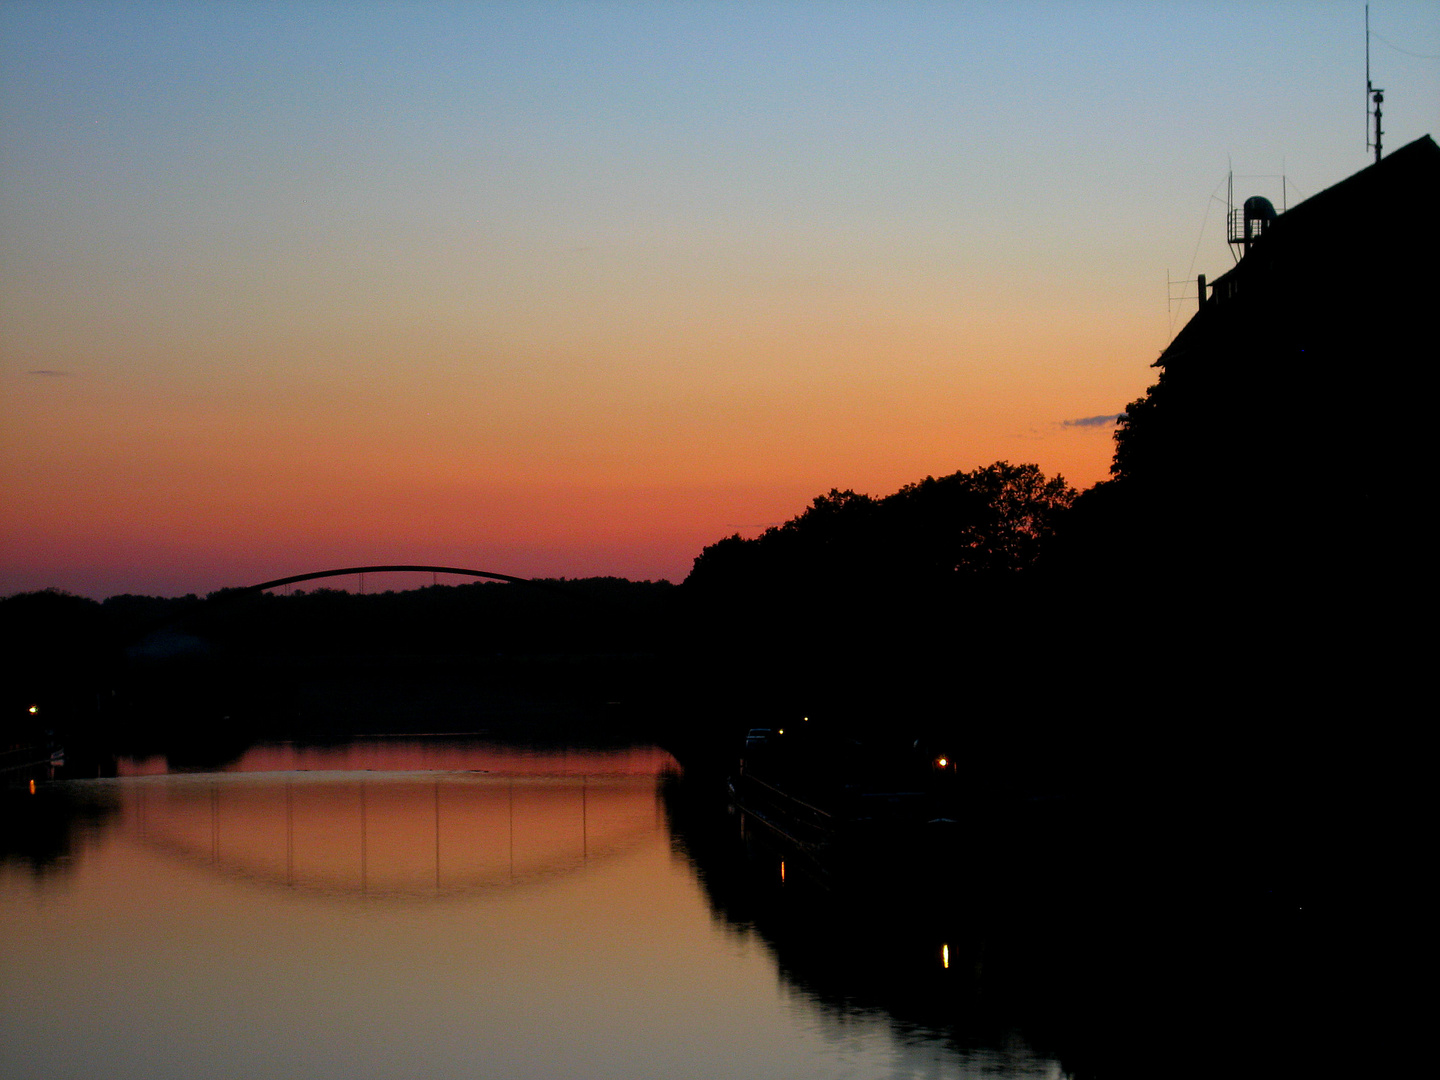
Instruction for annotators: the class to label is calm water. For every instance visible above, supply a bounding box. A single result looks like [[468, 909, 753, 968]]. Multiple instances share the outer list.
[[1, 739, 1070, 1080]]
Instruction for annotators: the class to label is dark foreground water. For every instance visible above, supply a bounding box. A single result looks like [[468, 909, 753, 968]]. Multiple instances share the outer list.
[[1, 739, 1072, 1080]]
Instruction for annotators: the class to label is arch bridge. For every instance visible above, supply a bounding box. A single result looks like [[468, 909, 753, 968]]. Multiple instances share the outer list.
[[131, 565, 573, 646], [242, 564, 537, 594]]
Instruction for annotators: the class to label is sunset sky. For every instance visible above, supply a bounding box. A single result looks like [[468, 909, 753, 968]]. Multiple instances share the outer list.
[[4, 1, 1437, 598]]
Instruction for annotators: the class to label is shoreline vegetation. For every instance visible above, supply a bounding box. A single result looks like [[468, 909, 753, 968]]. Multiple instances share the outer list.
[[3, 460, 1090, 768]]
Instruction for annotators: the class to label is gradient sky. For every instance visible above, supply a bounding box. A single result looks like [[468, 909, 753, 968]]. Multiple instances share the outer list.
[[3, 1, 1437, 597]]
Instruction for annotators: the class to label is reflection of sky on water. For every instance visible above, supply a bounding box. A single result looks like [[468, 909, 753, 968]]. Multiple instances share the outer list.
[[1, 741, 1068, 1079], [120, 771, 663, 898]]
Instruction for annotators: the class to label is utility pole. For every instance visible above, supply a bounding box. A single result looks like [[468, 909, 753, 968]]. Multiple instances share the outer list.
[[1367, 5, 1384, 164]]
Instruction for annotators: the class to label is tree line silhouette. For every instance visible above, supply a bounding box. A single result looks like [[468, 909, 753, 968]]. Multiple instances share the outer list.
[[1, 577, 677, 756]]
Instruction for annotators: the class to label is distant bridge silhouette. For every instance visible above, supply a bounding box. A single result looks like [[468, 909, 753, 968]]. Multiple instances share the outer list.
[[243, 564, 535, 594], [130, 565, 564, 646]]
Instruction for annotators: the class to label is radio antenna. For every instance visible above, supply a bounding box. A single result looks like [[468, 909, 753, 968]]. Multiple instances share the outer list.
[[1366, 4, 1384, 163]]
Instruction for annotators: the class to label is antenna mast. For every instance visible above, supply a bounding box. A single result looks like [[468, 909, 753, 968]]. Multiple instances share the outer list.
[[1366, 4, 1384, 164]]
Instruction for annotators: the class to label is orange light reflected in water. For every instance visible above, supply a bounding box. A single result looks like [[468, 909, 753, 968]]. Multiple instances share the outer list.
[[113, 743, 674, 897]]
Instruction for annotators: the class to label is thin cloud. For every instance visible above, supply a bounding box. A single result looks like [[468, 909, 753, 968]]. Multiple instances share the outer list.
[[27, 369, 72, 377], [1062, 414, 1121, 429]]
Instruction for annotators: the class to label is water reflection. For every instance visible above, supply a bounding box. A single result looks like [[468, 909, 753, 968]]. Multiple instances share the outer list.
[[121, 771, 662, 897], [1, 741, 672, 900], [2, 735, 1378, 1079], [4, 741, 1071, 1076], [660, 774, 1077, 1076], [0, 780, 120, 881], [661, 771, 1361, 1080]]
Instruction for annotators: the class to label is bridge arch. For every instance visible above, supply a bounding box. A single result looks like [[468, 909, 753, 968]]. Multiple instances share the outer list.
[[129, 565, 564, 647], [243, 564, 535, 594]]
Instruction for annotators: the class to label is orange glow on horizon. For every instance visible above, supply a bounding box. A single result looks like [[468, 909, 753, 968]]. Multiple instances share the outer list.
[[1, 133, 1146, 600]]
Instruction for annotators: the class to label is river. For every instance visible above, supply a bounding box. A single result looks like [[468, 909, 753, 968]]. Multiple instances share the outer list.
[[1, 737, 1078, 1080], [3, 732, 1361, 1079]]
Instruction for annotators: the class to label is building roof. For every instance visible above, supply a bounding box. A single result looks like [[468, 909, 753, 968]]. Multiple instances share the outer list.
[[1197, 134, 1438, 320]]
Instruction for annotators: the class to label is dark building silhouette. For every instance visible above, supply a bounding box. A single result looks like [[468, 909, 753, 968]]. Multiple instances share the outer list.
[[1114, 133, 1437, 500], [1062, 137, 1439, 881], [1098, 135, 1437, 617]]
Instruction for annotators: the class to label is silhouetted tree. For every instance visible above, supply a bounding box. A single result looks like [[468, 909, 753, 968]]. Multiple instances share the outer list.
[[680, 462, 1078, 748], [687, 462, 1075, 598]]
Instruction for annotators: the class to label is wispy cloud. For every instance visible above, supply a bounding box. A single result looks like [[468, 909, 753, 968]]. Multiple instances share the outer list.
[[27, 369, 72, 377], [1062, 414, 1121, 429]]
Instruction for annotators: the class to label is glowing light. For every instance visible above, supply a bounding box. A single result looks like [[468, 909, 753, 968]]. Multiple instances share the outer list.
[[28, 705, 38, 714], [936, 757, 948, 768], [780, 860, 786, 883], [941, 943, 949, 969], [29, 779, 36, 795]]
